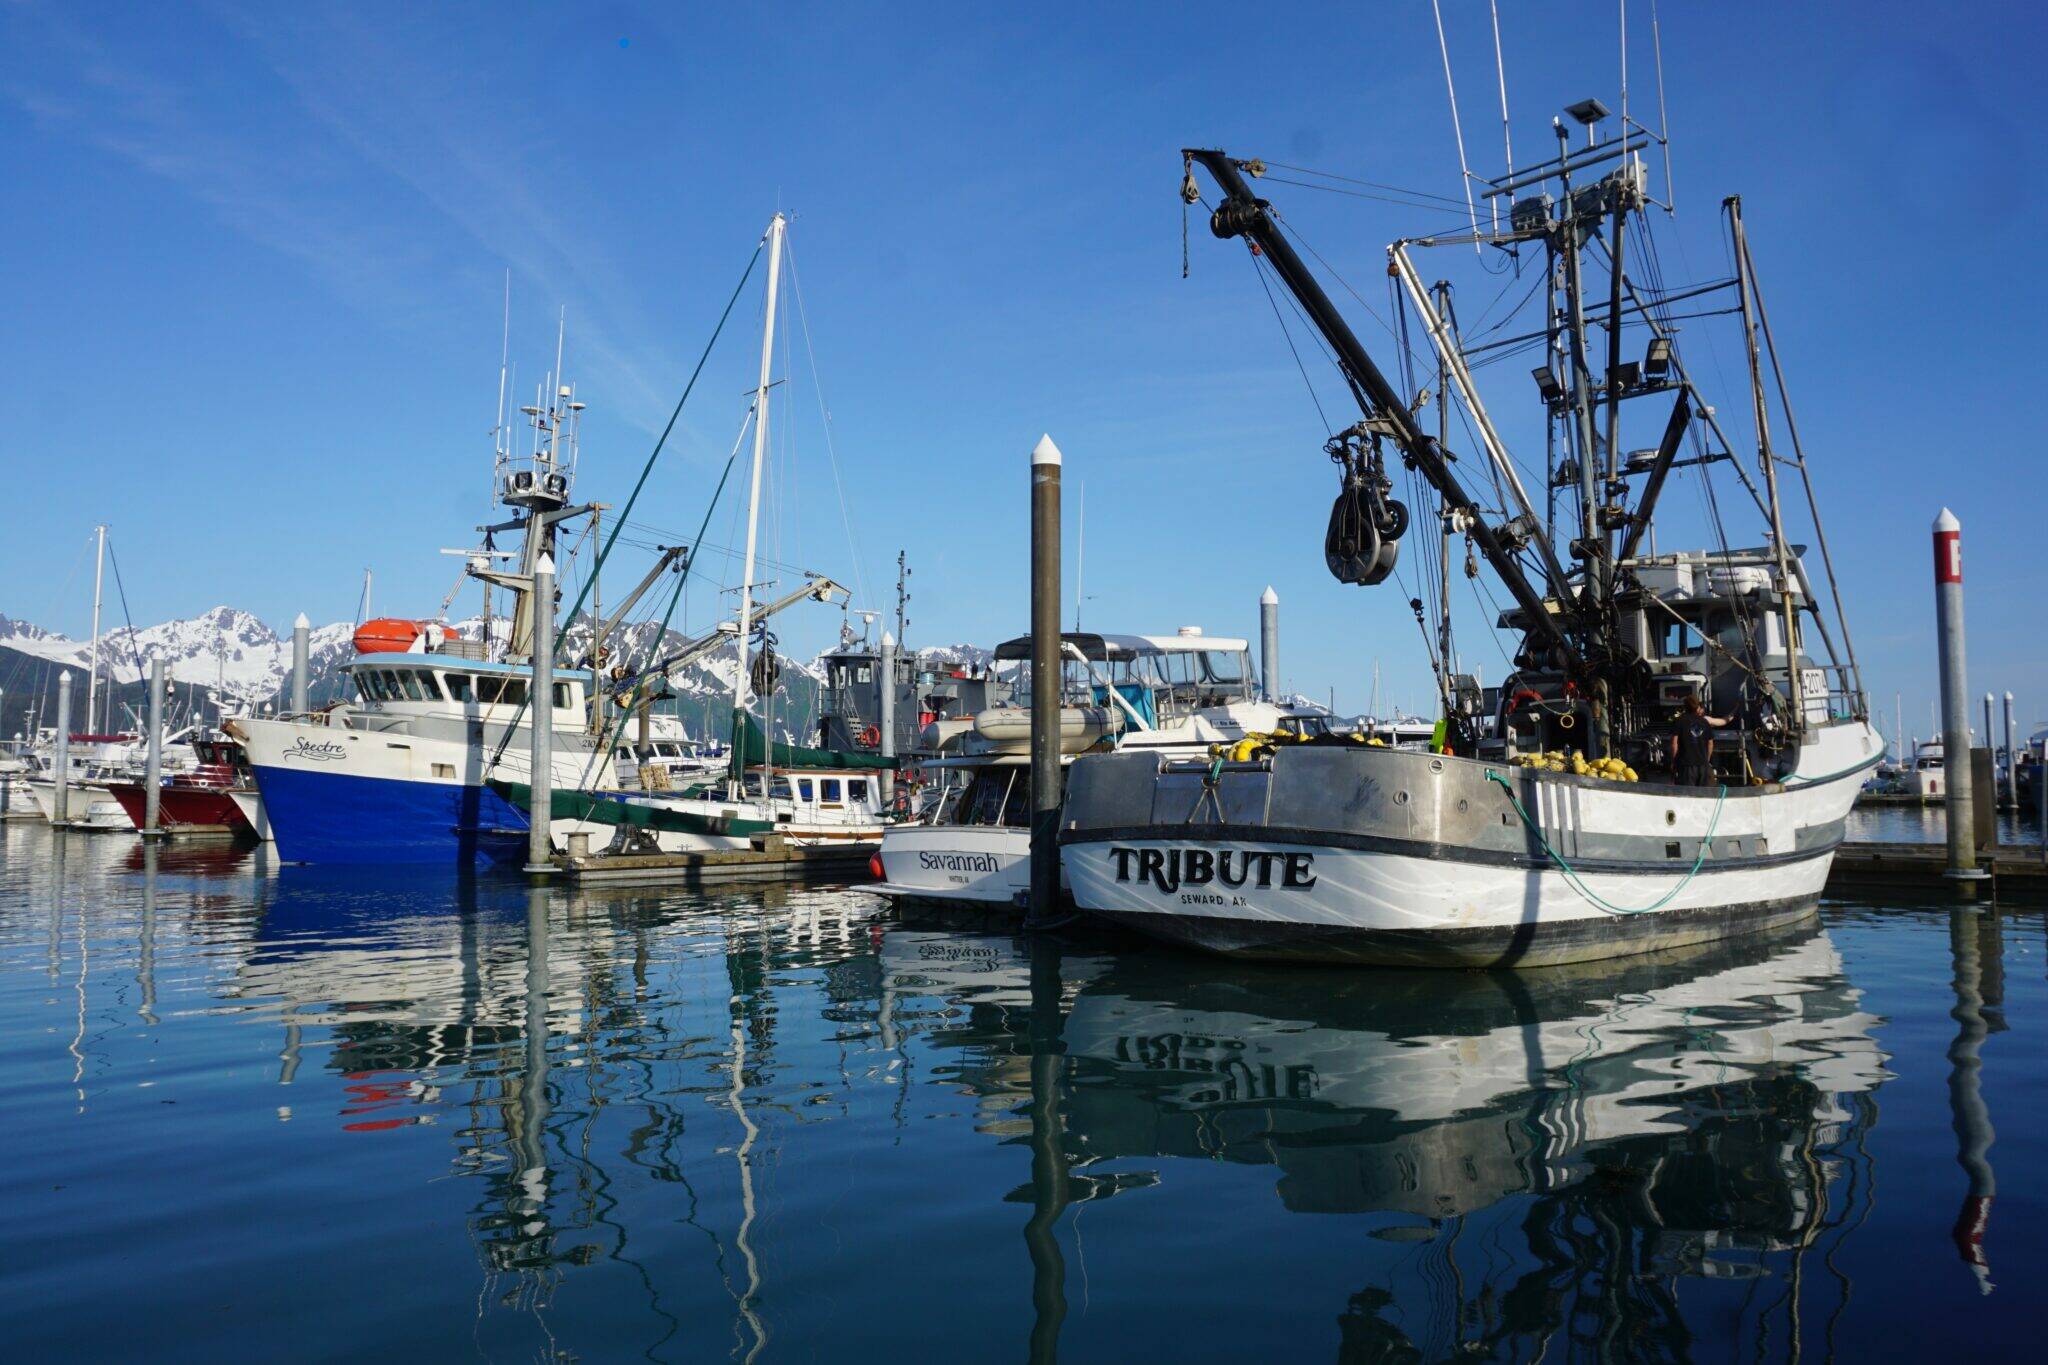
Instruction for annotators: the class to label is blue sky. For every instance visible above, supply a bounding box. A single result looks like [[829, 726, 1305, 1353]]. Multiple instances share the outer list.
[[4, 1, 2044, 739]]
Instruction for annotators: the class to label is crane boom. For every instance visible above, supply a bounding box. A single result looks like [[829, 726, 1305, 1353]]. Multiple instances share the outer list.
[[1184, 148, 1577, 668]]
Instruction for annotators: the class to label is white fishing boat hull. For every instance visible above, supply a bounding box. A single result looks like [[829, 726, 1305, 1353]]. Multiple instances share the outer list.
[[873, 824, 1033, 908], [27, 779, 136, 830], [1060, 719, 1882, 968]]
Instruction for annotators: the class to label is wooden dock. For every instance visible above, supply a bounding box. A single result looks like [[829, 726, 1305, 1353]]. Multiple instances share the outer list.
[[558, 833, 875, 886], [1828, 841, 2048, 897]]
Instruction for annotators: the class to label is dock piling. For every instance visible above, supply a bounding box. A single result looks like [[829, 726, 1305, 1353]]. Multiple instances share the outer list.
[[1029, 434, 1064, 925], [1260, 586, 1279, 703], [2002, 692, 2017, 812], [52, 672, 72, 826], [524, 553, 557, 876], [880, 630, 897, 809], [291, 613, 310, 715], [1934, 509, 1987, 882], [143, 655, 165, 836]]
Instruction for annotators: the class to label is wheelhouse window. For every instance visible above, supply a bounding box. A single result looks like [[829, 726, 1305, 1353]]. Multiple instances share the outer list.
[[552, 682, 572, 709], [797, 778, 815, 801], [848, 778, 869, 802], [821, 778, 843, 803], [441, 673, 472, 702], [395, 671, 427, 702]]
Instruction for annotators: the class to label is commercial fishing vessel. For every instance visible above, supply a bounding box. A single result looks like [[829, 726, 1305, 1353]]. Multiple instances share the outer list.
[[1061, 117, 1879, 965]]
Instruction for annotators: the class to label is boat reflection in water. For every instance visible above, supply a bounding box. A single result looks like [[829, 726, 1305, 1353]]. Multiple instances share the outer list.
[[892, 915, 1894, 1359], [200, 860, 1899, 1359]]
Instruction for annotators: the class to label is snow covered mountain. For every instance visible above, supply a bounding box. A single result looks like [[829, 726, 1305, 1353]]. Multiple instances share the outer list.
[[0, 600, 999, 743], [0, 607, 355, 704]]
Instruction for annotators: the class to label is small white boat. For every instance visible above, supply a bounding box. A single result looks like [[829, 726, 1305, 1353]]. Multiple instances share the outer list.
[[875, 629, 1332, 909]]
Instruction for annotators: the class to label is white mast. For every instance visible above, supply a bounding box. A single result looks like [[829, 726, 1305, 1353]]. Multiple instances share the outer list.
[[86, 525, 107, 734], [731, 213, 787, 798]]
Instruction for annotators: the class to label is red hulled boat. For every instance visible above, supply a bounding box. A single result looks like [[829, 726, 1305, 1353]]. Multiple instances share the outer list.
[[107, 737, 260, 838]]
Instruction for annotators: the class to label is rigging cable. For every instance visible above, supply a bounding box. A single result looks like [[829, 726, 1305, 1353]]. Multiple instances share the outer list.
[[783, 235, 870, 612], [554, 237, 766, 659]]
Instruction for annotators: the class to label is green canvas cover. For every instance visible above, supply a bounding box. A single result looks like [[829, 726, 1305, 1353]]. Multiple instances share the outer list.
[[728, 715, 896, 771]]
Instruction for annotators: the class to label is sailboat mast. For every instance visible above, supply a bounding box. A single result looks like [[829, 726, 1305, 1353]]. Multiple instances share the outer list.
[[87, 524, 107, 734], [1727, 195, 1807, 735], [731, 213, 787, 797]]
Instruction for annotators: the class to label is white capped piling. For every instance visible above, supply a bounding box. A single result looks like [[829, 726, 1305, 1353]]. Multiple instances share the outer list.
[[1029, 435, 1064, 923], [53, 671, 73, 826], [524, 553, 557, 875], [1260, 586, 1279, 703], [143, 655, 166, 836], [291, 613, 310, 715], [879, 630, 898, 810], [2002, 692, 2017, 812], [1934, 509, 1986, 881]]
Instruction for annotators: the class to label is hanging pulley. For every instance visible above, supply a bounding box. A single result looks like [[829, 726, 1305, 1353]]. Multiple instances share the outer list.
[[1322, 430, 1405, 587]]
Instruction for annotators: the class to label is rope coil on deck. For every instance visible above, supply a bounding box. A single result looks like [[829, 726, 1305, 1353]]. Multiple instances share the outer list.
[[1484, 769, 1730, 916]]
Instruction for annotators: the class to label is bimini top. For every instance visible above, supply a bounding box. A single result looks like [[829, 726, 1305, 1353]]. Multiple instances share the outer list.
[[992, 631, 1250, 662]]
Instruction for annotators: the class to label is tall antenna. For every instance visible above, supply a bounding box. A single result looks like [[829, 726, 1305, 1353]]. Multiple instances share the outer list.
[[1489, 0, 1513, 180], [1430, 0, 1486, 244], [494, 270, 511, 501], [1619, 0, 1629, 147], [1651, 0, 1675, 208], [894, 550, 911, 648]]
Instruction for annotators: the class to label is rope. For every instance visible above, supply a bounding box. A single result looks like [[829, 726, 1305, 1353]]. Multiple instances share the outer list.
[[1484, 768, 1727, 915], [553, 239, 765, 659]]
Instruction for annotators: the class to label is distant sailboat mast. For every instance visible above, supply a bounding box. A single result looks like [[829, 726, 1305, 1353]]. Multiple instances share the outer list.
[[730, 212, 787, 799], [86, 525, 106, 734]]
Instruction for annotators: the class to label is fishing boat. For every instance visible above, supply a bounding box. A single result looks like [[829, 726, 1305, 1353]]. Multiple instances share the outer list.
[[104, 735, 260, 837], [1908, 739, 1946, 801], [874, 628, 1331, 908], [497, 214, 891, 860], [24, 730, 149, 829], [235, 326, 631, 863], [1059, 124, 1879, 966]]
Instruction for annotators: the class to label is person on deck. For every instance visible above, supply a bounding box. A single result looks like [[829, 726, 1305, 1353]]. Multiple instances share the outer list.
[[1670, 693, 1730, 787]]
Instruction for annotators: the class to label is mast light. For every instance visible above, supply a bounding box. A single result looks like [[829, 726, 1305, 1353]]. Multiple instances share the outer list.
[[1564, 98, 1611, 128], [1644, 335, 1674, 379], [1532, 366, 1565, 405]]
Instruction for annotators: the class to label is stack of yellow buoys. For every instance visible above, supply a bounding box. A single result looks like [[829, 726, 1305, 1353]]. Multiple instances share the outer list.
[[1213, 729, 1381, 764], [1510, 749, 1638, 782]]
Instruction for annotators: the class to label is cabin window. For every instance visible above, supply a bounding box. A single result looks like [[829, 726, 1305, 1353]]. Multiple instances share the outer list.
[[418, 672, 446, 701], [432, 763, 455, 778], [499, 678, 528, 706], [1657, 620, 1699, 659], [354, 671, 384, 702], [798, 779, 814, 801], [855, 665, 872, 684], [552, 682, 572, 709], [396, 671, 427, 701], [1199, 651, 1246, 683], [821, 778, 843, 803], [848, 778, 868, 803], [656, 743, 681, 758], [474, 677, 502, 704], [614, 747, 632, 764], [443, 673, 473, 702]]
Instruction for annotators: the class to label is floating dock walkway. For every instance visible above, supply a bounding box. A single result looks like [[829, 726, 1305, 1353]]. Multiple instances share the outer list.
[[557, 833, 873, 886]]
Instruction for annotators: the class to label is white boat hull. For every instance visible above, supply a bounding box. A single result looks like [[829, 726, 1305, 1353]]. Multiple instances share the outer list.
[[27, 780, 136, 830], [873, 824, 1033, 908], [1060, 720, 1882, 967]]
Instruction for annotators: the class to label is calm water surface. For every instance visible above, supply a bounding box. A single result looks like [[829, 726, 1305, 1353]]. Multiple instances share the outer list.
[[2, 823, 2042, 1361]]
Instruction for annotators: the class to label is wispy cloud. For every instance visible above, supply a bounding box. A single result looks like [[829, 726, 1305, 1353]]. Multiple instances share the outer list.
[[2, 1, 699, 436]]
